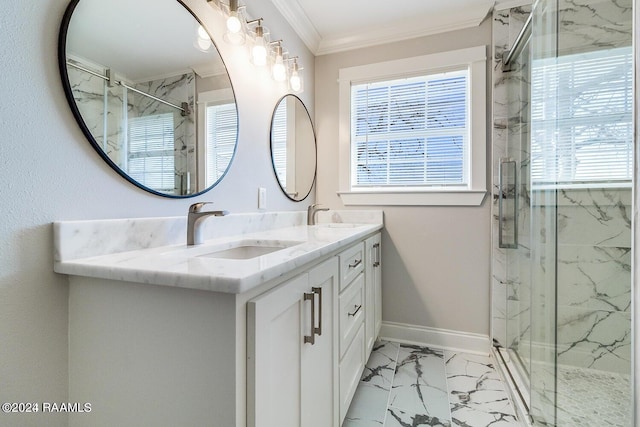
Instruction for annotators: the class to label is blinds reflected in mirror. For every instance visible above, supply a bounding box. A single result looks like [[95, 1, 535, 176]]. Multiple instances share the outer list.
[[128, 112, 176, 191], [531, 46, 633, 186], [205, 103, 238, 186], [351, 70, 469, 188]]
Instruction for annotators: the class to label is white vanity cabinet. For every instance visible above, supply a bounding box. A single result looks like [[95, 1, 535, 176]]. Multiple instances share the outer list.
[[56, 214, 383, 427], [247, 257, 339, 427]]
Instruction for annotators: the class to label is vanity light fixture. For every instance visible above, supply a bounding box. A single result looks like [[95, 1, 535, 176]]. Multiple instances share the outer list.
[[248, 19, 267, 66], [271, 42, 287, 82], [223, 0, 246, 45], [207, 0, 304, 92], [288, 57, 302, 93], [194, 24, 213, 52]]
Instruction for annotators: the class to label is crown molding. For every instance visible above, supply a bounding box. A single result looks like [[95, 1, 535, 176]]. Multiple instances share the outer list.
[[269, 0, 321, 54], [271, 0, 494, 56], [316, 9, 492, 56]]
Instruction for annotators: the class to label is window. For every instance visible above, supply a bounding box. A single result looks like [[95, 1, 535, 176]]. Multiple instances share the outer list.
[[205, 103, 238, 186], [338, 46, 487, 206], [128, 112, 176, 192], [531, 46, 633, 187]]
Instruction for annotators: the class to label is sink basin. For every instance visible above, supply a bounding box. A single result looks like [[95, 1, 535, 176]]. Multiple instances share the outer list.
[[317, 223, 360, 228], [196, 239, 303, 260]]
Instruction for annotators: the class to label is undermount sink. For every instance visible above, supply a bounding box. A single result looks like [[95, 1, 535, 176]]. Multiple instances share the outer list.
[[196, 239, 303, 260]]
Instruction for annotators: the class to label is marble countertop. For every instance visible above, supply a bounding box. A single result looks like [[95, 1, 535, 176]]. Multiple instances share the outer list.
[[54, 223, 382, 294]]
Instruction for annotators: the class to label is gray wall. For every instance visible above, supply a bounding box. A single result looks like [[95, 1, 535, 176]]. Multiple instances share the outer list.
[[0, 0, 313, 425], [315, 19, 493, 335]]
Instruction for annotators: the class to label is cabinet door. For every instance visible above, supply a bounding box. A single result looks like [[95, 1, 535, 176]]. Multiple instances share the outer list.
[[302, 258, 339, 427], [248, 257, 339, 427], [365, 233, 382, 353], [248, 273, 309, 427]]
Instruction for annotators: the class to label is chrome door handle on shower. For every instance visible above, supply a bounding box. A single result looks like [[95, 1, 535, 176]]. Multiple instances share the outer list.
[[499, 159, 518, 249]]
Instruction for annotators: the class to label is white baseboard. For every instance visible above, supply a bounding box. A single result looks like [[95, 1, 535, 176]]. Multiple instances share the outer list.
[[379, 321, 491, 355]]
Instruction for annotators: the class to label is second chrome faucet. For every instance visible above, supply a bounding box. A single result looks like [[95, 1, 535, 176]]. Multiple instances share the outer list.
[[307, 204, 329, 225], [187, 202, 229, 245]]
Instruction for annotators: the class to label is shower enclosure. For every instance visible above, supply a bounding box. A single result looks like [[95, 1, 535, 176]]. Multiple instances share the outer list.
[[491, 0, 633, 425]]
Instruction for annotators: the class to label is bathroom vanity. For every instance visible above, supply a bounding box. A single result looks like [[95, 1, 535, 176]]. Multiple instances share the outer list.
[[54, 211, 382, 427]]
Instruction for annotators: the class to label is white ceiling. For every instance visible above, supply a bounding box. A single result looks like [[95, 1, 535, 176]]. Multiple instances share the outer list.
[[270, 0, 528, 55], [67, 0, 226, 82]]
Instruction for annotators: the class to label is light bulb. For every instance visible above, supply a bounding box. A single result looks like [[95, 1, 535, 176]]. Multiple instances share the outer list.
[[197, 25, 210, 41], [226, 13, 242, 34], [251, 25, 267, 66], [272, 46, 286, 82], [252, 40, 267, 66], [196, 37, 212, 51], [290, 70, 301, 92]]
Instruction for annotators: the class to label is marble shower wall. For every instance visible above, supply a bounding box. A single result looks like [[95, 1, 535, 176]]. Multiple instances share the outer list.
[[133, 73, 196, 193], [491, 4, 532, 352], [67, 57, 195, 193], [67, 58, 127, 168], [556, 188, 631, 373], [492, 0, 633, 377]]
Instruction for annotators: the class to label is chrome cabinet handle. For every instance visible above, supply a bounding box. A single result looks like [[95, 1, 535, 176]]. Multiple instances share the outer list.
[[348, 259, 362, 269], [312, 287, 322, 336], [499, 159, 518, 249], [303, 292, 315, 345], [348, 304, 362, 317], [373, 243, 380, 267]]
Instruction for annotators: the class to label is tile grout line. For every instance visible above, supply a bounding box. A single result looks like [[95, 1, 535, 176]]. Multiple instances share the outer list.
[[380, 342, 400, 427], [443, 350, 454, 426]]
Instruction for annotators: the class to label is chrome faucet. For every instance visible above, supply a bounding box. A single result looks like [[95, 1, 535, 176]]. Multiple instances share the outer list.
[[187, 202, 229, 245], [307, 204, 329, 225]]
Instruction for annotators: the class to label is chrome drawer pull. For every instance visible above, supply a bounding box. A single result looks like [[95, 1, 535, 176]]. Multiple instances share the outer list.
[[312, 287, 322, 336], [348, 259, 362, 269], [303, 292, 315, 345], [348, 304, 362, 317], [373, 243, 380, 267]]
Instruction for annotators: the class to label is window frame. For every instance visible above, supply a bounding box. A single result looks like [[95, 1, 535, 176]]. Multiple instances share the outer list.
[[337, 46, 487, 206]]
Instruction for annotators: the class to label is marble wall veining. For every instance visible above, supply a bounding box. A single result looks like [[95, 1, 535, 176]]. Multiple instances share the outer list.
[[133, 72, 196, 193], [492, 2, 633, 372], [68, 56, 196, 194], [491, 4, 532, 352]]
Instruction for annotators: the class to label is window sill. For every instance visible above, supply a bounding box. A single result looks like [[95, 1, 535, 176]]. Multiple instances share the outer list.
[[337, 190, 487, 206]]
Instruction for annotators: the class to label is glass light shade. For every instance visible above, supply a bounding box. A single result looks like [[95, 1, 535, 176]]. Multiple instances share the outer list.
[[272, 48, 286, 82], [226, 13, 242, 34], [195, 37, 212, 52], [252, 38, 267, 66], [197, 25, 210, 41], [290, 70, 302, 92]]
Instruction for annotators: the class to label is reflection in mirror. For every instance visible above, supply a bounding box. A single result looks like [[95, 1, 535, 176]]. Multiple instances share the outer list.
[[270, 95, 316, 201], [59, 0, 238, 197]]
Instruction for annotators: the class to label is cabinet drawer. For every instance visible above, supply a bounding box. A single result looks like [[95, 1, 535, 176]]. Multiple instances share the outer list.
[[339, 273, 364, 358], [339, 242, 364, 291], [339, 324, 365, 424]]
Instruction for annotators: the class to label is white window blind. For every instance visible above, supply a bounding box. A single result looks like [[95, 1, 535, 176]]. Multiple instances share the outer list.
[[206, 103, 237, 186], [351, 70, 469, 188], [531, 46, 633, 185], [128, 112, 176, 191], [271, 103, 287, 185]]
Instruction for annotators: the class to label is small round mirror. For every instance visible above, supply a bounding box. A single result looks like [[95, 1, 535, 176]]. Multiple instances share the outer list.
[[59, 0, 238, 198], [270, 95, 316, 201]]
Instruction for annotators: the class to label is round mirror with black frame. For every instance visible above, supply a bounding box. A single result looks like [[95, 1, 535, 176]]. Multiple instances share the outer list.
[[270, 95, 316, 201], [58, 0, 238, 198]]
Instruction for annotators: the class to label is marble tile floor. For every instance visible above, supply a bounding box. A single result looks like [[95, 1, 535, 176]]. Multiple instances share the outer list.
[[343, 340, 521, 427]]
